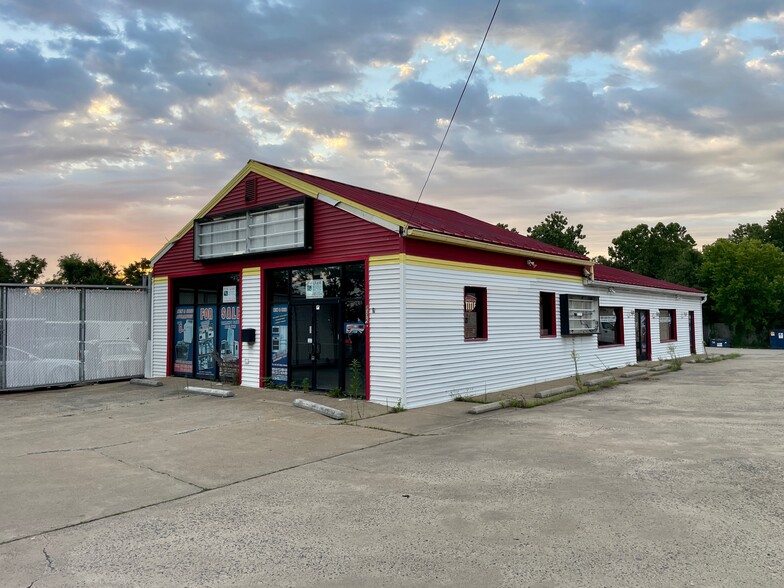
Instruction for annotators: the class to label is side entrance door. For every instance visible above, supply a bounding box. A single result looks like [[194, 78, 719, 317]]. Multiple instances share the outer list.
[[290, 302, 341, 391], [689, 310, 697, 355], [635, 309, 651, 362]]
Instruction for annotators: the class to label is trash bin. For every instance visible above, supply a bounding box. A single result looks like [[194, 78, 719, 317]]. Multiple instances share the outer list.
[[770, 330, 784, 350], [710, 338, 731, 348]]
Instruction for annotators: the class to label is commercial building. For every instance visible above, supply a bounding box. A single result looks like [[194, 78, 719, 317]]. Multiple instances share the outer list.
[[150, 161, 704, 408]]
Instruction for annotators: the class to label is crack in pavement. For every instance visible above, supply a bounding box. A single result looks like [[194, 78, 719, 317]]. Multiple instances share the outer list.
[[18, 441, 134, 457], [96, 450, 207, 491], [43, 546, 54, 571], [0, 434, 406, 548]]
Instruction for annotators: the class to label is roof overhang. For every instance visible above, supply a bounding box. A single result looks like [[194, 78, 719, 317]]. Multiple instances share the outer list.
[[151, 160, 595, 275], [404, 227, 594, 273], [587, 278, 705, 300]]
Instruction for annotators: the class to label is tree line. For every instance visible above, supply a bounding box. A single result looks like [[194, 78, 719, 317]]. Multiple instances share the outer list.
[[499, 209, 784, 347], [0, 253, 151, 287]]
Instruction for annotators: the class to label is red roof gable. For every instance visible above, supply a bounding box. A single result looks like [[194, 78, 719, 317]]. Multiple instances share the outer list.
[[594, 264, 703, 294], [259, 161, 588, 261]]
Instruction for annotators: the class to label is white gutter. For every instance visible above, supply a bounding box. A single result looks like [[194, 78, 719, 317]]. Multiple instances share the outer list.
[[587, 278, 705, 299]]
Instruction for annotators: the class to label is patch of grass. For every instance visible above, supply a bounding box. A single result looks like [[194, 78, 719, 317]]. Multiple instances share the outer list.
[[452, 395, 489, 404], [389, 399, 406, 413], [327, 387, 343, 398], [507, 379, 621, 409], [667, 344, 683, 371], [695, 352, 741, 363]]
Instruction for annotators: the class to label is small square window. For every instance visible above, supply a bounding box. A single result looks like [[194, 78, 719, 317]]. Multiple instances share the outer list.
[[464, 287, 487, 340], [540, 292, 556, 337]]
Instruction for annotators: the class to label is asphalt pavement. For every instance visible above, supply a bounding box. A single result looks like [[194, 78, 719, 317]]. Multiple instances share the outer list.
[[1, 348, 782, 587]]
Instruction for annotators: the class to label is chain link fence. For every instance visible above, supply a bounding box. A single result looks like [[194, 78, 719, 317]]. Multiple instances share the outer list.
[[0, 284, 149, 391]]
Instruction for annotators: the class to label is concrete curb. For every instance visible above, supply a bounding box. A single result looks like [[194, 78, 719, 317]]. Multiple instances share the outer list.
[[467, 400, 512, 414], [649, 364, 672, 373], [583, 376, 615, 387], [184, 386, 235, 398], [620, 370, 648, 379], [534, 384, 577, 399], [130, 378, 163, 387], [293, 398, 346, 420]]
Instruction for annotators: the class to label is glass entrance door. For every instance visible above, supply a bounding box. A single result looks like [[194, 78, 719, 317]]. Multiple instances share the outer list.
[[290, 303, 340, 390], [635, 309, 650, 361]]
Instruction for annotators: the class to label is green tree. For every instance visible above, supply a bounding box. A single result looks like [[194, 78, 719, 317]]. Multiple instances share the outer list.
[[495, 223, 519, 234], [0, 252, 48, 283], [52, 253, 123, 285], [122, 258, 151, 286], [728, 223, 766, 243], [526, 211, 588, 256], [12, 255, 47, 284], [700, 239, 784, 345], [764, 208, 784, 251], [607, 222, 701, 287], [0, 252, 12, 283]]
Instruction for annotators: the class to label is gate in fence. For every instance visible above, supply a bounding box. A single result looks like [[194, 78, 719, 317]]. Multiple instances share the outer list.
[[0, 283, 149, 391]]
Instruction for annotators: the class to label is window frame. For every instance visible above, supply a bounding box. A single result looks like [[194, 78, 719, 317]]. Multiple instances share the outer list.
[[597, 306, 624, 347], [539, 292, 557, 338], [659, 308, 677, 342], [463, 286, 488, 341]]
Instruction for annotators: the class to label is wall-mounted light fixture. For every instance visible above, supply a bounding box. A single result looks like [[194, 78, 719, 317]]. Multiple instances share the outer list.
[[526, 259, 537, 269], [608, 287, 616, 294]]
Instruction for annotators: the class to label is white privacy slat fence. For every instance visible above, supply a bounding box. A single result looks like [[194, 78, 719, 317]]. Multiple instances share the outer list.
[[1, 283, 149, 391]]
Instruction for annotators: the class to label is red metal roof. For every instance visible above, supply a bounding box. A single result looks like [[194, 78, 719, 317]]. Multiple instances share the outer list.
[[594, 264, 703, 294], [259, 161, 588, 261]]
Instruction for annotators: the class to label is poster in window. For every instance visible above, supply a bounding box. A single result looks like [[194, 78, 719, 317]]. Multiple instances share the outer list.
[[219, 305, 240, 361], [196, 305, 217, 378], [271, 304, 289, 384], [174, 306, 194, 376], [305, 279, 324, 299]]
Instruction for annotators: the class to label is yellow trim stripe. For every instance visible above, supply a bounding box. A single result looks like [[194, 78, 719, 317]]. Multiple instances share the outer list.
[[152, 276, 169, 285], [248, 162, 407, 229], [242, 267, 261, 277], [369, 254, 582, 283]]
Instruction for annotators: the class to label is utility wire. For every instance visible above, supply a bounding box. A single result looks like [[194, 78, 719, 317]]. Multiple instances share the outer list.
[[406, 0, 501, 226]]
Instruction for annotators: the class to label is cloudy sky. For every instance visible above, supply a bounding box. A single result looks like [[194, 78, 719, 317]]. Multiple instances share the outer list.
[[1, 0, 783, 274]]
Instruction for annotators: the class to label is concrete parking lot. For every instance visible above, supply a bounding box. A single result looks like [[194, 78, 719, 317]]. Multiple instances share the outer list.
[[1, 348, 783, 587]]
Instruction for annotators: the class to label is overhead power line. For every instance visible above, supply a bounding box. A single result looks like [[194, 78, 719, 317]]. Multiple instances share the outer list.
[[407, 0, 501, 225]]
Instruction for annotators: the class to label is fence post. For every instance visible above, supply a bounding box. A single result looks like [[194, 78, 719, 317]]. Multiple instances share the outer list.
[[79, 287, 86, 383], [0, 286, 6, 390]]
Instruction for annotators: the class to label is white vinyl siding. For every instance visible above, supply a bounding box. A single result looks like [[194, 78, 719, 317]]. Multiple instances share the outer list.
[[368, 262, 403, 408], [241, 269, 261, 387], [589, 288, 704, 365], [150, 277, 168, 377], [368, 260, 705, 409]]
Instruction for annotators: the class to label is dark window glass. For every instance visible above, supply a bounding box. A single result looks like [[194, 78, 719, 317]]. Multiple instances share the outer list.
[[343, 263, 365, 299], [540, 292, 556, 337], [464, 287, 487, 340], [178, 289, 195, 305], [269, 269, 289, 303], [197, 290, 218, 304], [598, 307, 623, 346], [290, 267, 312, 300], [316, 265, 341, 298]]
